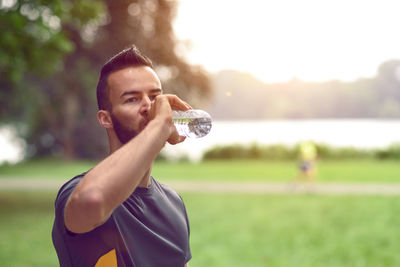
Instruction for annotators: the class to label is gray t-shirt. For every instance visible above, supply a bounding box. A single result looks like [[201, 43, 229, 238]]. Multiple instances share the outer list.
[[52, 173, 191, 267]]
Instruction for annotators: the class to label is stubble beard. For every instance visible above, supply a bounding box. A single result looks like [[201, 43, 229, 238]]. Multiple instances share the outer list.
[[110, 112, 139, 145]]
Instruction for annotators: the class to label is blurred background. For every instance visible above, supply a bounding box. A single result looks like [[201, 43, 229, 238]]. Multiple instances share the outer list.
[[1, 0, 400, 266]]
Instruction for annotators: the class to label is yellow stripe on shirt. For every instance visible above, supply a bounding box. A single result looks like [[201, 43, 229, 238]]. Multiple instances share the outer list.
[[95, 249, 117, 267]]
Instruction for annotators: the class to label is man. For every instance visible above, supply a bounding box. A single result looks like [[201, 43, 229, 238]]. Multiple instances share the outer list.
[[296, 140, 318, 182], [52, 45, 193, 267]]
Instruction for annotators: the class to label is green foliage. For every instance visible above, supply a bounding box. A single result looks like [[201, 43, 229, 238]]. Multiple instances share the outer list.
[[0, 0, 104, 125], [0, 1, 77, 83], [203, 142, 398, 160], [204, 143, 297, 160], [375, 144, 400, 160], [313, 143, 375, 160]]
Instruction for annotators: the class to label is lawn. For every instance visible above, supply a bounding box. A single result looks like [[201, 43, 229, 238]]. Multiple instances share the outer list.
[[153, 159, 400, 183], [1, 158, 399, 266], [1, 158, 399, 183], [1, 191, 400, 267], [185, 193, 400, 267], [0, 191, 57, 267], [0, 158, 95, 179]]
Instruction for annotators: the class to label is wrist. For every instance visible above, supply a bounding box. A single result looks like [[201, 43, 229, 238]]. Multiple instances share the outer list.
[[148, 114, 174, 140]]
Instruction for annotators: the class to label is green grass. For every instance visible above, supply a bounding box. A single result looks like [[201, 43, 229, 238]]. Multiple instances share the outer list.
[[184, 193, 400, 267], [1, 158, 399, 266], [154, 160, 298, 182], [0, 158, 96, 179], [153, 159, 400, 183], [0, 191, 58, 267], [0, 158, 399, 183], [1, 192, 400, 267]]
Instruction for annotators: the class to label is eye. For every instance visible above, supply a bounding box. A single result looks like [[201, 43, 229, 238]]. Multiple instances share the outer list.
[[126, 97, 139, 103]]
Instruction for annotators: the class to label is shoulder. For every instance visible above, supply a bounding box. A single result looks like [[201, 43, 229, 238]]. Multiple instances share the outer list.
[[53, 172, 88, 236], [57, 173, 86, 196], [152, 178, 185, 203], [54, 172, 87, 209], [153, 178, 179, 195]]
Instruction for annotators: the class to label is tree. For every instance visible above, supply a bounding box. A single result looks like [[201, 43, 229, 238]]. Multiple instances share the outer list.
[[0, 0, 75, 121], [0, 0, 211, 160], [91, 0, 211, 105], [0, 0, 106, 158], [374, 60, 400, 118]]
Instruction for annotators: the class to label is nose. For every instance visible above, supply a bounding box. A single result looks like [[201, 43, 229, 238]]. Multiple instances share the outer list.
[[140, 95, 152, 115]]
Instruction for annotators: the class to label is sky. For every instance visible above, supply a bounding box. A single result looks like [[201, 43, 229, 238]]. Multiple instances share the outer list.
[[174, 0, 400, 83]]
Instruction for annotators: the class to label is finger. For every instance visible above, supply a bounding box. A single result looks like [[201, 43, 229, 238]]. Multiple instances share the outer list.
[[164, 94, 192, 110], [167, 131, 185, 145], [149, 95, 172, 119]]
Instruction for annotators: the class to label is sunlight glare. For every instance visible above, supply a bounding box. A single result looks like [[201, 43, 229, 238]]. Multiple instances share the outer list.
[[175, 0, 400, 82]]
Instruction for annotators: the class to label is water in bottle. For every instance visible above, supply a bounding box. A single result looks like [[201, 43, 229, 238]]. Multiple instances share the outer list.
[[172, 109, 212, 138]]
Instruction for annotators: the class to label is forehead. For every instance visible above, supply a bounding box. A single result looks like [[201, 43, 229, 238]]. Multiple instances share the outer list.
[[107, 66, 161, 97]]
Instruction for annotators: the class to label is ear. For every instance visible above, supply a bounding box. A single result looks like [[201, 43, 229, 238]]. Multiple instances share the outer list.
[[97, 110, 113, 129]]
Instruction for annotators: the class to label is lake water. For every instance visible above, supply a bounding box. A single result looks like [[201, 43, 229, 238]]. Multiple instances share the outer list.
[[163, 119, 400, 161], [1, 119, 400, 163]]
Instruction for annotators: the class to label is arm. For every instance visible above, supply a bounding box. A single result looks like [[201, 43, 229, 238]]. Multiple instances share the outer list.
[[64, 95, 190, 233]]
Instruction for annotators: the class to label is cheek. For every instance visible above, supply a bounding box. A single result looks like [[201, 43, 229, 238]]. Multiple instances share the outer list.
[[113, 107, 141, 125]]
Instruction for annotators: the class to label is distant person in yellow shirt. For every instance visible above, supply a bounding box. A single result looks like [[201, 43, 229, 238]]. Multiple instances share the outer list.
[[296, 140, 318, 182]]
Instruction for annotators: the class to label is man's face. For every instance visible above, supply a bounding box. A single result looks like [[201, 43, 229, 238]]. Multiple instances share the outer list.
[[106, 66, 162, 144]]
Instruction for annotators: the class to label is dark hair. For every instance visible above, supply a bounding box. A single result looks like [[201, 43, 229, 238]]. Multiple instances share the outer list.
[[96, 45, 154, 110]]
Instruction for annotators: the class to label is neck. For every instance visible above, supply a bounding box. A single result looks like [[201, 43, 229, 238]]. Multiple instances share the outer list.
[[108, 133, 122, 154]]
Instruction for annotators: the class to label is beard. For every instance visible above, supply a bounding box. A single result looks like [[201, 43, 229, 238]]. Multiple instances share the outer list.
[[110, 112, 140, 145]]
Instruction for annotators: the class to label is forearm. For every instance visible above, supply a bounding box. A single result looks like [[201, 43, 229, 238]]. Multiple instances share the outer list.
[[65, 117, 170, 233]]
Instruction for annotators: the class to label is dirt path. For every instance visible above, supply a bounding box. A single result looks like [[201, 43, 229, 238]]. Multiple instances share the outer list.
[[166, 181, 400, 195], [1, 178, 400, 195]]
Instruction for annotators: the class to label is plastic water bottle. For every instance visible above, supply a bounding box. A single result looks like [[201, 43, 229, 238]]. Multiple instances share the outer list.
[[172, 109, 212, 138]]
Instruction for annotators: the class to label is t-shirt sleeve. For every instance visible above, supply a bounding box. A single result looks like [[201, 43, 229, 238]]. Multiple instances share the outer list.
[[179, 195, 192, 263], [54, 176, 83, 235]]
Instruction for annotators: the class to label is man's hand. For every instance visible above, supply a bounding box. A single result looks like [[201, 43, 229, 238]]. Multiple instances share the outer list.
[[148, 94, 192, 144]]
